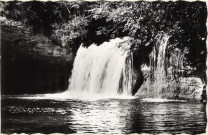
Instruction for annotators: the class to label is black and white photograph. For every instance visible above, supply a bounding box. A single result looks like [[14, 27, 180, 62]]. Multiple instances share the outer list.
[[0, 1, 207, 134]]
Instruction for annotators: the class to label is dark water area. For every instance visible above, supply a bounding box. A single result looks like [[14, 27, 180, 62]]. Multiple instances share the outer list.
[[1, 95, 206, 134]]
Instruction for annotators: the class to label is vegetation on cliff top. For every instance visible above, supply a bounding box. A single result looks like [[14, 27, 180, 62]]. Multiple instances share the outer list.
[[1, 1, 206, 78]]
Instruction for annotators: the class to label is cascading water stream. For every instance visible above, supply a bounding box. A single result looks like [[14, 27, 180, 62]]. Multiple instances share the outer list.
[[139, 32, 204, 100], [142, 33, 169, 98], [67, 37, 133, 97], [151, 34, 169, 98]]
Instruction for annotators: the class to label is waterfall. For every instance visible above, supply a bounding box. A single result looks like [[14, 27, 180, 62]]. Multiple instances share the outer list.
[[139, 33, 169, 98], [67, 37, 133, 97], [138, 32, 204, 100], [150, 33, 169, 98]]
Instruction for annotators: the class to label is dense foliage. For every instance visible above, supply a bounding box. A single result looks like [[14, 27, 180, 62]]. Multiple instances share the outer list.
[[1, 1, 207, 77]]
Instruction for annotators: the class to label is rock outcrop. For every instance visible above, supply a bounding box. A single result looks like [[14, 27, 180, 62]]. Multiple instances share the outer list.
[[1, 25, 75, 94]]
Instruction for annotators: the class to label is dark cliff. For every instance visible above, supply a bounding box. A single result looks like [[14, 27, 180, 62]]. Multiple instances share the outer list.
[[1, 25, 74, 94]]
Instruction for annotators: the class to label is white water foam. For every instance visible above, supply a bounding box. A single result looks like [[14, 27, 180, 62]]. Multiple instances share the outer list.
[[67, 37, 133, 97], [141, 98, 186, 102], [16, 92, 136, 101]]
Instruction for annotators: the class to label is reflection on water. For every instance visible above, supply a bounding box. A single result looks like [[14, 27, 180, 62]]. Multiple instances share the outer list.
[[1, 96, 206, 134], [68, 100, 124, 133]]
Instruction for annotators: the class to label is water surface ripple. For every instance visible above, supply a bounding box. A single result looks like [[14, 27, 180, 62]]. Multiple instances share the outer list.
[[1, 96, 206, 134]]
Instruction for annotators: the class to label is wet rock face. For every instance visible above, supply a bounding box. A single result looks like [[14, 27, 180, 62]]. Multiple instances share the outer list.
[[132, 67, 144, 96], [137, 67, 205, 101], [1, 25, 75, 95], [179, 77, 204, 101], [131, 53, 144, 96]]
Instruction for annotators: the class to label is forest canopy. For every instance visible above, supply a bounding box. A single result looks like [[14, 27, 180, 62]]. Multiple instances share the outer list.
[[0, 1, 207, 78]]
